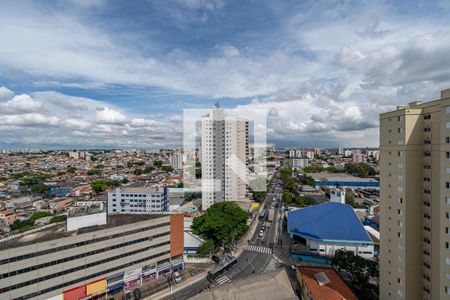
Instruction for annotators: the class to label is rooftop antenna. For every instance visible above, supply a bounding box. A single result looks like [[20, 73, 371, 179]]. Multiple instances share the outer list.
[[215, 100, 220, 108]]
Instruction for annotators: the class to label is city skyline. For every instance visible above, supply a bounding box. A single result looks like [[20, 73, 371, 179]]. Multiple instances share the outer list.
[[2, 1, 450, 148]]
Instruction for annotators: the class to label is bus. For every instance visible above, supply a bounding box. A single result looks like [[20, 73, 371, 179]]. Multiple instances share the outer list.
[[267, 208, 275, 222], [206, 256, 237, 282]]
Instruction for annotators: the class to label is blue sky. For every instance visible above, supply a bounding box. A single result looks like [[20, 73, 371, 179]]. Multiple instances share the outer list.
[[1, 0, 450, 148]]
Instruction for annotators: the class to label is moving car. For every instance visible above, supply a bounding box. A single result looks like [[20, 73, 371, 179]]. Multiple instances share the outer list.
[[258, 230, 264, 238]]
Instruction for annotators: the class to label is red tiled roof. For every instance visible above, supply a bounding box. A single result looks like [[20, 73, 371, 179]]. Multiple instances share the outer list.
[[298, 266, 358, 300]]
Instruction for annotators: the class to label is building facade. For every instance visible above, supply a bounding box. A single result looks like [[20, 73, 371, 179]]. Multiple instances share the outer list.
[[169, 152, 183, 171], [107, 187, 168, 214], [0, 213, 184, 300], [380, 88, 450, 300], [201, 108, 248, 210]]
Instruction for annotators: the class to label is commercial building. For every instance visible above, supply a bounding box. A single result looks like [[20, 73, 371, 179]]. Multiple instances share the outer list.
[[287, 202, 374, 259], [307, 173, 379, 188], [379, 88, 450, 300], [107, 187, 168, 214], [0, 212, 184, 300], [201, 107, 249, 210]]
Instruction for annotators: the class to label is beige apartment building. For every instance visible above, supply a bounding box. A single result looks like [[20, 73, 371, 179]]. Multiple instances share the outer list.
[[380, 88, 450, 300]]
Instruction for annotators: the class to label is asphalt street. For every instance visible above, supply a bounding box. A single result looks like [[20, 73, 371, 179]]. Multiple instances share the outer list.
[[160, 172, 285, 300]]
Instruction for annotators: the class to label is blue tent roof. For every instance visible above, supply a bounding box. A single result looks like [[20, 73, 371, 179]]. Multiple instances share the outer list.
[[287, 202, 372, 244]]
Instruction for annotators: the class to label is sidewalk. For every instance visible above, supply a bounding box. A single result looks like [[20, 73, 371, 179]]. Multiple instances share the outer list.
[[148, 270, 209, 300]]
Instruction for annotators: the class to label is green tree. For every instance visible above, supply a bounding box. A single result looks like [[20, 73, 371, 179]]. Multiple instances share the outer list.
[[90, 179, 120, 192], [345, 193, 358, 207], [143, 166, 154, 174], [162, 165, 174, 172], [31, 183, 49, 194], [252, 191, 267, 203], [153, 160, 163, 167], [191, 202, 249, 249], [197, 239, 215, 256], [332, 250, 379, 294], [282, 191, 294, 205], [344, 163, 377, 178], [67, 166, 77, 173], [50, 215, 67, 223], [293, 195, 318, 207], [133, 168, 143, 175]]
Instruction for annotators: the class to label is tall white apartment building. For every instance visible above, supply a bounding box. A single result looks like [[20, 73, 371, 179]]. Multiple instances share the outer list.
[[380, 88, 450, 300], [201, 107, 248, 210], [108, 187, 168, 213], [170, 151, 183, 170]]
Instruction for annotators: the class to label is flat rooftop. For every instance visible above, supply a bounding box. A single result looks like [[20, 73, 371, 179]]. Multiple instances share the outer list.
[[119, 187, 162, 193], [0, 214, 168, 251], [307, 173, 378, 183]]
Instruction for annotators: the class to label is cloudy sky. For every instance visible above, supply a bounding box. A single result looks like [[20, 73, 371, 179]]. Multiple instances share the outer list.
[[1, 0, 450, 149]]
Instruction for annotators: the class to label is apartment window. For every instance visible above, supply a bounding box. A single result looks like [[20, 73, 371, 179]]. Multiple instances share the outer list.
[[398, 163, 403, 169], [398, 186, 403, 192], [447, 152, 450, 159], [447, 137, 450, 144], [447, 257, 450, 265], [398, 151, 402, 157], [447, 212, 450, 220], [424, 151, 431, 157], [398, 175, 403, 181], [447, 122, 450, 129], [446, 242, 449, 249], [399, 198, 403, 204], [424, 127, 431, 132], [446, 197, 450, 205], [424, 114, 431, 120], [397, 128, 403, 133], [398, 140, 404, 145], [398, 116, 403, 122], [447, 182, 450, 189]]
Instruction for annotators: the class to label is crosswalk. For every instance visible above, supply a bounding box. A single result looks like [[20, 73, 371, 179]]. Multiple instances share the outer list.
[[246, 244, 272, 254], [216, 275, 231, 285], [266, 258, 280, 271]]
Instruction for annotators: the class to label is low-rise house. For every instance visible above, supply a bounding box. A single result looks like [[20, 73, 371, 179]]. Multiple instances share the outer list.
[[0, 209, 16, 224]]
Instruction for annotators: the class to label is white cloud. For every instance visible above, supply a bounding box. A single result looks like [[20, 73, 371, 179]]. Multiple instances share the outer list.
[[0, 86, 14, 101], [130, 118, 159, 127], [96, 107, 128, 125], [0, 94, 42, 113], [0, 113, 60, 126]]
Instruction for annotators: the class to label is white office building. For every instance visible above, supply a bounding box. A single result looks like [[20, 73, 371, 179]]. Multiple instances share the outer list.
[[108, 187, 169, 213], [201, 107, 249, 210]]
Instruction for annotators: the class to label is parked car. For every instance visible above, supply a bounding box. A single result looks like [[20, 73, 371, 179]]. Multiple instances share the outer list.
[[258, 230, 264, 238], [173, 271, 182, 284]]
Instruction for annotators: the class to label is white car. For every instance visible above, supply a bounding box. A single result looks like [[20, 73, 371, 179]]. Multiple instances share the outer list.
[[258, 230, 264, 238], [172, 271, 182, 284]]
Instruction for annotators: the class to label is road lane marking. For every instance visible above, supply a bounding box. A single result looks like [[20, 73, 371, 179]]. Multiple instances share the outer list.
[[216, 275, 231, 285]]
